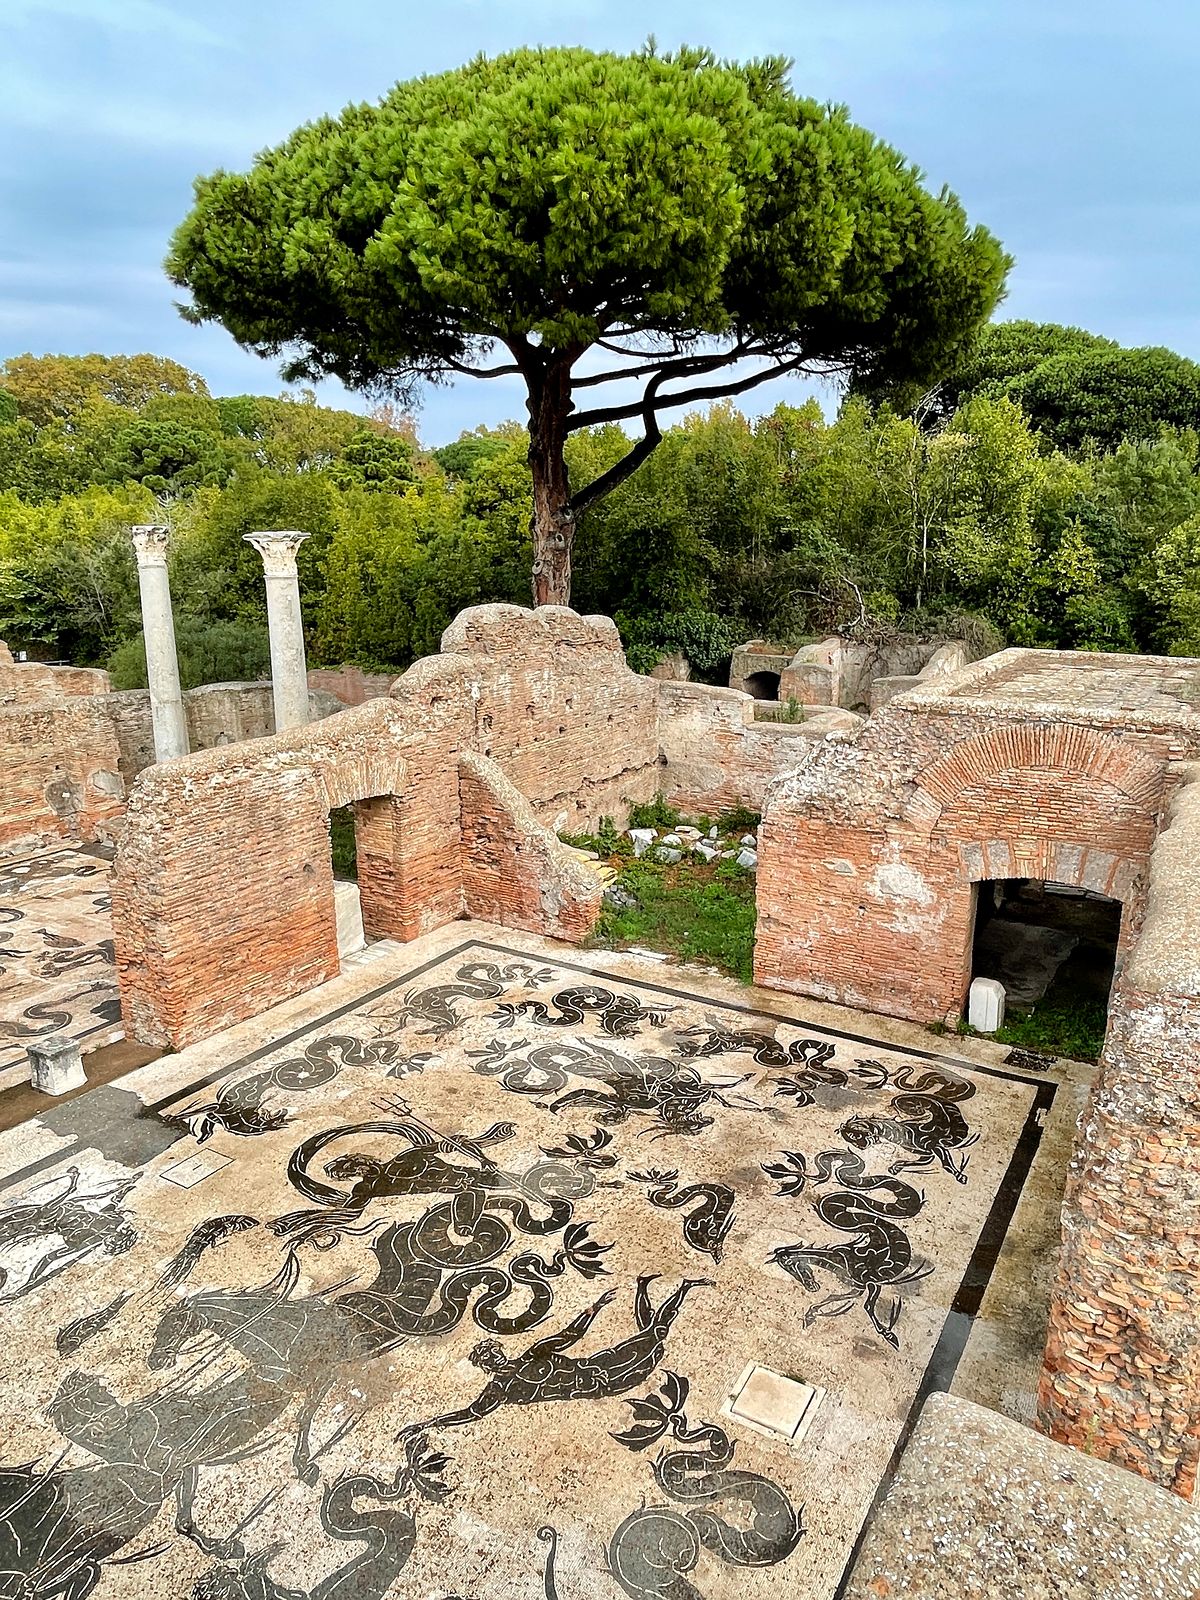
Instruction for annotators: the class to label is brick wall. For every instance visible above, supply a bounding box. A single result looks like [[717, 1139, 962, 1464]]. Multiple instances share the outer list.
[[756, 664, 1190, 1022], [101, 683, 344, 782], [307, 665, 396, 706], [1038, 763, 1200, 1496], [441, 605, 661, 831], [0, 653, 110, 704], [114, 608, 654, 1047], [459, 751, 602, 940], [0, 702, 125, 855]]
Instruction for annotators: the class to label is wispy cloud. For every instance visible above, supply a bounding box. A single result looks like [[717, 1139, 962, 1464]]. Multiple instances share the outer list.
[[2, 0, 224, 49]]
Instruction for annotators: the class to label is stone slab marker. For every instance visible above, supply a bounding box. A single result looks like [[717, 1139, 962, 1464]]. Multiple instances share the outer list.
[[131, 524, 189, 761], [28, 1035, 87, 1095], [244, 530, 311, 732]]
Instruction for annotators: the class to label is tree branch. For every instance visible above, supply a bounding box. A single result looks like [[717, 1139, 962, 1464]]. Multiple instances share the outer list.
[[568, 371, 671, 517], [566, 352, 819, 433]]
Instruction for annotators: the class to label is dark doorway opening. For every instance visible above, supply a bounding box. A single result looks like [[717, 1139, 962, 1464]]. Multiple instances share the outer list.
[[744, 670, 781, 700], [971, 879, 1120, 1060]]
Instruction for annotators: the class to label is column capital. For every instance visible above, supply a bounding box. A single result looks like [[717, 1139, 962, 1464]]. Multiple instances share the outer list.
[[244, 529, 310, 578], [131, 524, 171, 566]]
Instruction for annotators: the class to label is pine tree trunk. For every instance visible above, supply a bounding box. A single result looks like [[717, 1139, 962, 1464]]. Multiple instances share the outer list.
[[528, 363, 575, 607]]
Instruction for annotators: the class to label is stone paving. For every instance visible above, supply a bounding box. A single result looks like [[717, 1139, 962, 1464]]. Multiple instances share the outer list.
[[0, 928, 1056, 1600], [0, 844, 119, 1091]]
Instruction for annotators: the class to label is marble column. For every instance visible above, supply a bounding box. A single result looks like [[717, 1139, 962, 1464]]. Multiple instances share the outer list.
[[244, 530, 311, 732], [130, 524, 190, 761]]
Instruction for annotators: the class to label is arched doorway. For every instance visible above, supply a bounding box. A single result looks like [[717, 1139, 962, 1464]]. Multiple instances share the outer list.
[[744, 670, 781, 700], [971, 878, 1121, 1056]]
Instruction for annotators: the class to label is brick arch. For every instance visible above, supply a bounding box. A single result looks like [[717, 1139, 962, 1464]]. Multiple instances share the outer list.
[[313, 753, 408, 813], [957, 837, 1143, 907], [908, 724, 1166, 826]]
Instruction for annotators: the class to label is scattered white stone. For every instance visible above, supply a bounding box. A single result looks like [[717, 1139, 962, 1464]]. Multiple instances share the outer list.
[[675, 826, 701, 841], [660, 833, 683, 849], [736, 848, 758, 870], [628, 828, 656, 857], [707, 826, 719, 840], [656, 846, 683, 864], [740, 834, 757, 848], [719, 849, 739, 860], [693, 841, 718, 862]]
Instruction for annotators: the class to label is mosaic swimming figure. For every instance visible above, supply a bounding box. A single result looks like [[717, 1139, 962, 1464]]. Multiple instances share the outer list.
[[399, 1275, 710, 1440]]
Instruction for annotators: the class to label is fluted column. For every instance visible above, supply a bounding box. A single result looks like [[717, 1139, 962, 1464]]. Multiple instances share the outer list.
[[244, 530, 311, 732], [130, 524, 189, 761]]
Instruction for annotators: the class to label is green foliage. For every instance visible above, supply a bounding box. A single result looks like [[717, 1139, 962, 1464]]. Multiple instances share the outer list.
[[617, 607, 741, 680], [627, 794, 682, 831], [329, 807, 358, 880], [107, 617, 271, 690], [167, 46, 1007, 600], [328, 428, 417, 492], [594, 857, 757, 983], [717, 805, 762, 832], [964, 994, 1109, 1064], [895, 321, 1200, 453]]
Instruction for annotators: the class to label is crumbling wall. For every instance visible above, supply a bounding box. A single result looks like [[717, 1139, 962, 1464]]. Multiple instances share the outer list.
[[756, 661, 1179, 1021], [440, 605, 660, 831], [102, 683, 343, 782], [114, 607, 657, 1048], [307, 665, 396, 706], [458, 751, 602, 940], [0, 643, 110, 705], [844, 1392, 1200, 1600], [113, 675, 470, 1048], [0, 702, 124, 855], [656, 681, 849, 813], [1039, 762, 1200, 1496]]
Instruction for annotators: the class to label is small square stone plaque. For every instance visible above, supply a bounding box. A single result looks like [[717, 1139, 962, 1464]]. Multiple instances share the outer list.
[[161, 1151, 232, 1189], [722, 1362, 824, 1445]]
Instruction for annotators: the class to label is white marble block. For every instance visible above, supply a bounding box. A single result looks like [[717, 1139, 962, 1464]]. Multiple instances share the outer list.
[[968, 976, 1006, 1034], [28, 1035, 87, 1096], [334, 879, 366, 961]]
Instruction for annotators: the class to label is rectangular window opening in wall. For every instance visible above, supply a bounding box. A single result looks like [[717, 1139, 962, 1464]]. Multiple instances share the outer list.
[[328, 803, 366, 965], [970, 877, 1121, 1061]]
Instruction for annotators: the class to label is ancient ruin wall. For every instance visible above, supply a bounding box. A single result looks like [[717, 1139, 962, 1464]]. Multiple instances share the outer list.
[[440, 605, 661, 831], [656, 681, 831, 813], [0, 645, 110, 704], [0, 701, 125, 855], [114, 608, 653, 1047], [306, 665, 396, 706], [1039, 762, 1200, 1496], [458, 751, 602, 939], [101, 682, 343, 782], [755, 658, 1187, 1021]]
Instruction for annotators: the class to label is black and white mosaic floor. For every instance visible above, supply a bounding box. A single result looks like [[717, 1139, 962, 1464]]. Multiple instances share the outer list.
[[0, 938, 1054, 1599], [0, 846, 119, 1090]]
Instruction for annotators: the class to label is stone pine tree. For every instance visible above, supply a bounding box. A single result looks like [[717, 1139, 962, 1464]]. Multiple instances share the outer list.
[[167, 45, 1010, 606]]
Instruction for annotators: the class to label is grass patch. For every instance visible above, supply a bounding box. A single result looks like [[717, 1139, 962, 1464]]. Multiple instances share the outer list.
[[591, 857, 757, 983], [989, 993, 1108, 1062], [952, 989, 1108, 1063]]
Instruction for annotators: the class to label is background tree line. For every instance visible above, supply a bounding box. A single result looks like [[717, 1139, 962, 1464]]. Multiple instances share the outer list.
[[2, 323, 1200, 688]]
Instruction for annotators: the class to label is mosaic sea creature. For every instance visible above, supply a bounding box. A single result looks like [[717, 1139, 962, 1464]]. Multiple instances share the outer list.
[[607, 1371, 803, 1599], [764, 1149, 931, 1348]]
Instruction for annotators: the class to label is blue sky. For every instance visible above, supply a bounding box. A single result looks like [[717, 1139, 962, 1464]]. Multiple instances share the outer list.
[[1, 0, 1196, 445]]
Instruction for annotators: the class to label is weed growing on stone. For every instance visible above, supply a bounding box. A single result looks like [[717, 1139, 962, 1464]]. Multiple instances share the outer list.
[[627, 793, 682, 831]]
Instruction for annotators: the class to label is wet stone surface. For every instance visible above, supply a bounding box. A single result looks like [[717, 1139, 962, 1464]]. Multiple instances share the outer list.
[[0, 938, 1053, 1599]]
